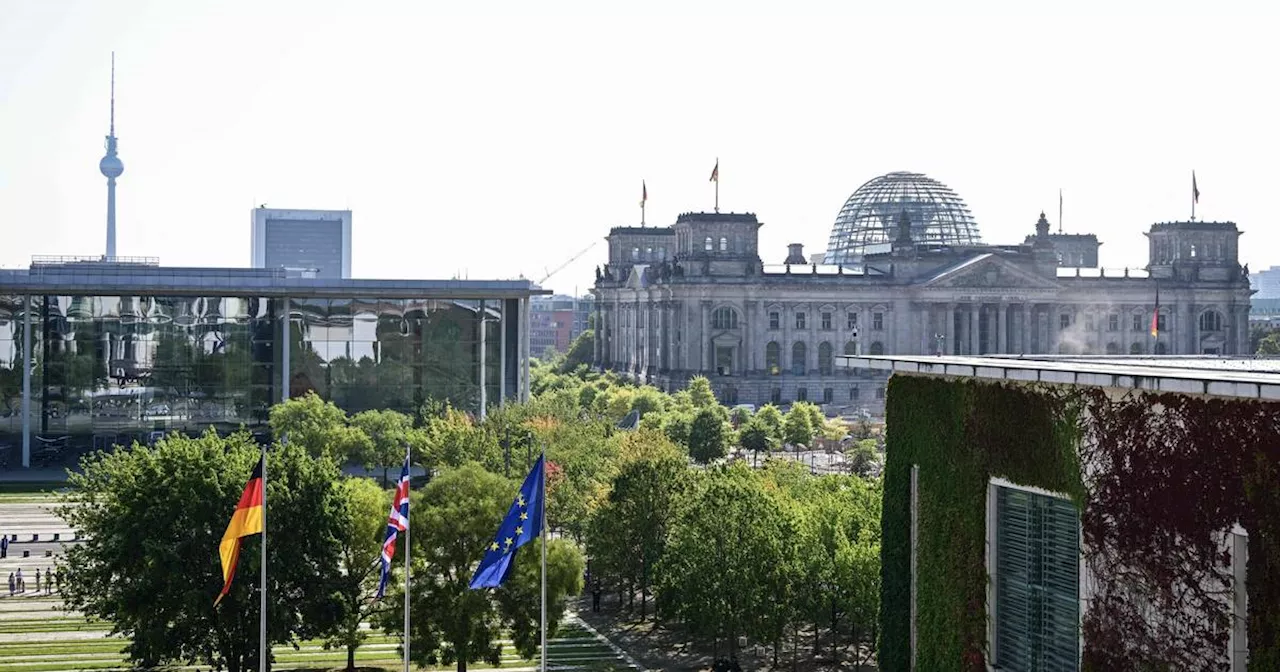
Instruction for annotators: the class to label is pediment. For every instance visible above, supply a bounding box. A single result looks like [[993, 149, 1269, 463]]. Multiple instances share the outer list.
[[923, 254, 1060, 290], [624, 264, 650, 289]]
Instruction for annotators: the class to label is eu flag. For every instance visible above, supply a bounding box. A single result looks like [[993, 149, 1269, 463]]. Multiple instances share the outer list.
[[469, 454, 544, 589]]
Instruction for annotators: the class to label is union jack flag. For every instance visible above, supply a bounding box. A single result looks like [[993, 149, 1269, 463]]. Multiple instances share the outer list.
[[376, 456, 410, 599]]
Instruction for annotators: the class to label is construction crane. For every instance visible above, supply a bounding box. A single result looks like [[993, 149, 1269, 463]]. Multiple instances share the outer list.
[[537, 241, 598, 286]]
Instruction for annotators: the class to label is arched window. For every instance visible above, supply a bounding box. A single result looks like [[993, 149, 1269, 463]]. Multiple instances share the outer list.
[[869, 341, 884, 356], [632, 247, 640, 260], [712, 307, 738, 330], [1154, 342, 1168, 355], [1129, 342, 1144, 355], [818, 342, 833, 375], [645, 246, 653, 259], [1199, 310, 1223, 331], [705, 237, 713, 251], [719, 237, 728, 252], [844, 341, 857, 355], [791, 342, 806, 375], [766, 342, 781, 375]]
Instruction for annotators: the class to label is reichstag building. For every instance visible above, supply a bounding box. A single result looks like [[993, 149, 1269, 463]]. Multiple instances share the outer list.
[[0, 259, 541, 469], [591, 171, 1254, 413]]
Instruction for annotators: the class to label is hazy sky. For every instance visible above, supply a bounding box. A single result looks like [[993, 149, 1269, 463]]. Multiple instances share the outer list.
[[2, 1, 1277, 295]]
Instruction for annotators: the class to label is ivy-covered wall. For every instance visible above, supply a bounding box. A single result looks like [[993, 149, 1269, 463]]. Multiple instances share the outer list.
[[880, 373, 1280, 671]]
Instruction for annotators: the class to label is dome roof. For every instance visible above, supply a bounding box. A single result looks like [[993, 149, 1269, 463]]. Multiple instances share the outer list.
[[823, 171, 981, 264]]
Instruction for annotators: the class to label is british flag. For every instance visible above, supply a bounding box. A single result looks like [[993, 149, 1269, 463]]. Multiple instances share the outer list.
[[376, 456, 410, 599]]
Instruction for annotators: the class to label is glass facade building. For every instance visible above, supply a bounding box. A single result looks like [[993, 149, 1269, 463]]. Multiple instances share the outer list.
[[0, 259, 540, 470]]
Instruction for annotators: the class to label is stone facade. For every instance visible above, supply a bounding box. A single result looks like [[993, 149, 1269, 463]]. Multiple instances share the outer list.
[[591, 211, 1253, 415]]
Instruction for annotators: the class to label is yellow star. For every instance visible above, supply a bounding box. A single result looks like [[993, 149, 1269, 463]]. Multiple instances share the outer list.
[[515, 526, 524, 536], [490, 542, 499, 552], [504, 537, 514, 547], [517, 494, 526, 507], [520, 512, 528, 521]]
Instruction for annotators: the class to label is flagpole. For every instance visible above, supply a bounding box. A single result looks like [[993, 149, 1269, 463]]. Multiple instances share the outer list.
[[1058, 188, 1063, 234], [714, 158, 719, 214], [260, 435, 271, 672], [1191, 171, 1197, 221], [403, 445, 411, 672], [540, 445, 547, 672]]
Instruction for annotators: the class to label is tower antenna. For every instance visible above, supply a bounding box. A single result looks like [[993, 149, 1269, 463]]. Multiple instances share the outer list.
[[110, 52, 115, 135]]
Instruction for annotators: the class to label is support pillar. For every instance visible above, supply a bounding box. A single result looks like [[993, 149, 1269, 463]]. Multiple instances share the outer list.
[[280, 297, 291, 404], [21, 295, 32, 469], [478, 300, 487, 420], [521, 297, 531, 402], [499, 300, 507, 404], [945, 303, 957, 356]]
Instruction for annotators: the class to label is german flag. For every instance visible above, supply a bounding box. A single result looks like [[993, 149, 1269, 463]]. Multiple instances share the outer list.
[[215, 456, 265, 606]]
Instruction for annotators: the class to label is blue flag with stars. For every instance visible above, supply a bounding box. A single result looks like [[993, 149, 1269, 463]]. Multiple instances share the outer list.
[[469, 454, 545, 589]]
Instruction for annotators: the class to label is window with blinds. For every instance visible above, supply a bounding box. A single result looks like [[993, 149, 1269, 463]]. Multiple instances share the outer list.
[[994, 485, 1081, 672]]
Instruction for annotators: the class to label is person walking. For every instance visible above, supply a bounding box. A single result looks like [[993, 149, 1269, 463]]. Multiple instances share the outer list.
[[15, 568, 23, 593], [35, 568, 41, 593], [44, 569, 52, 594], [1, 534, 8, 558], [7, 572, 13, 596]]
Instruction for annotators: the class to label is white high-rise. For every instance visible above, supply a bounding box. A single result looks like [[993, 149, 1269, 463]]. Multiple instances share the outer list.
[[250, 207, 352, 279]]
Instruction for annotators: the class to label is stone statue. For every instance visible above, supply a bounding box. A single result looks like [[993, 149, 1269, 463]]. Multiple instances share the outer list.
[[594, 265, 602, 283]]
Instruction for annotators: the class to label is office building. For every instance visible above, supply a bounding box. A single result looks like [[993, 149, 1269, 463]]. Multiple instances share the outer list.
[[251, 207, 352, 279], [0, 257, 542, 469]]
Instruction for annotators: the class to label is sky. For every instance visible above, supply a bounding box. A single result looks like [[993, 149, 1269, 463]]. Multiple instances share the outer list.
[[2, 1, 1278, 296]]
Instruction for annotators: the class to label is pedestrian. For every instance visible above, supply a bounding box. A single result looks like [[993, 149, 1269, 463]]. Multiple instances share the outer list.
[[7, 572, 13, 596], [1, 533, 8, 558], [591, 579, 602, 613], [15, 568, 23, 593], [35, 568, 41, 593], [54, 569, 60, 593]]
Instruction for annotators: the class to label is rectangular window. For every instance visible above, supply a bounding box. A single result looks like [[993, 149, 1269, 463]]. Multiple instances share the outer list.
[[850, 386, 860, 401], [769, 311, 780, 330], [1059, 313, 1071, 330], [1132, 313, 1143, 332], [875, 386, 885, 400], [1085, 314, 1094, 331], [847, 312, 858, 330], [1157, 313, 1167, 331], [822, 387, 833, 404], [993, 484, 1080, 671], [821, 312, 832, 330], [795, 312, 806, 330], [796, 387, 808, 402], [1108, 314, 1119, 332], [872, 312, 884, 331], [770, 387, 782, 404]]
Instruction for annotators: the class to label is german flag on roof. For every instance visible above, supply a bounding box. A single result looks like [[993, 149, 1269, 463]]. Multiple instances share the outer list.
[[214, 456, 264, 606]]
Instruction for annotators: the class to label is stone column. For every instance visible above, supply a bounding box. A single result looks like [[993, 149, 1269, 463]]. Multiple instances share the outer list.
[[592, 300, 602, 365], [997, 303, 1008, 353], [700, 301, 711, 372], [743, 302, 754, 373], [281, 296, 291, 403], [945, 303, 957, 356], [1021, 304, 1031, 353], [968, 304, 979, 355]]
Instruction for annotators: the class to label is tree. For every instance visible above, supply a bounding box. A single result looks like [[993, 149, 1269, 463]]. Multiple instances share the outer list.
[[783, 405, 814, 447], [756, 403, 784, 442], [59, 431, 347, 672], [587, 437, 689, 620], [846, 439, 879, 477], [657, 463, 799, 659], [269, 392, 372, 463], [351, 409, 424, 484], [1258, 331, 1280, 355], [325, 477, 392, 671], [738, 417, 774, 457], [557, 329, 594, 373], [688, 407, 729, 463], [687, 375, 718, 409], [379, 463, 583, 672]]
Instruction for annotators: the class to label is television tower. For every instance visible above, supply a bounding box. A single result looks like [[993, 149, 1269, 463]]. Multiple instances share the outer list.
[[99, 52, 123, 259]]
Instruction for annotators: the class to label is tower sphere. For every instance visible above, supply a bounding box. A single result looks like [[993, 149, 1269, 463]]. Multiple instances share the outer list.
[[99, 154, 123, 178], [823, 171, 981, 264]]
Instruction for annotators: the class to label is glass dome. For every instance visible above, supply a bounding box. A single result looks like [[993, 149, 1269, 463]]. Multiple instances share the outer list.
[[823, 171, 981, 264]]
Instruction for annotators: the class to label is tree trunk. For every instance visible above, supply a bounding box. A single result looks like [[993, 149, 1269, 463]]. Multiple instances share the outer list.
[[773, 637, 779, 667], [830, 599, 839, 663], [792, 625, 798, 672], [458, 656, 467, 672], [347, 643, 356, 671]]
